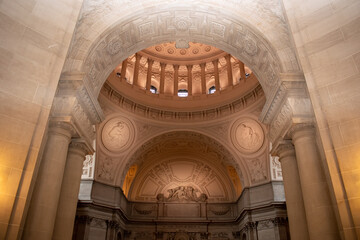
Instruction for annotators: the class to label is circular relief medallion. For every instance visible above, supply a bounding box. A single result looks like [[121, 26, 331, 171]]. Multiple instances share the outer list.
[[155, 45, 163, 52], [180, 49, 187, 55], [167, 47, 175, 54], [192, 48, 199, 54], [231, 118, 264, 154], [101, 117, 134, 152]]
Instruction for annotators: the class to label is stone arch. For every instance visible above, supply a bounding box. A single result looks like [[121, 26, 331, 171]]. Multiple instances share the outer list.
[[114, 130, 250, 189], [63, 0, 301, 101]]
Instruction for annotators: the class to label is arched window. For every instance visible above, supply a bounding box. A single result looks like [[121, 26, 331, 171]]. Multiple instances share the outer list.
[[178, 89, 188, 97], [150, 85, 157, 94], [208, 86, 216, 94]]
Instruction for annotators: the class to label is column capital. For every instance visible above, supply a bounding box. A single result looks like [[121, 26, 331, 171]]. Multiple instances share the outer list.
[[200, 62, 206, 68], [186, 64, 193, 71], [135, 53, 142, 61], [273, 141, 295, 160], [69, 139, 93, 157], [160, 62, 167, 68], [147, 58, 154, 65], [212, 59, 219, 64], [289, 123, 316, 143], [49, 120, 77, 140], [173, 64, 179, 71]]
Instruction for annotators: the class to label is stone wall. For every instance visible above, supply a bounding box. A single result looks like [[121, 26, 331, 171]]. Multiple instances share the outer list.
[[0, 0, 84, 239], [281, 0, 360, 239]]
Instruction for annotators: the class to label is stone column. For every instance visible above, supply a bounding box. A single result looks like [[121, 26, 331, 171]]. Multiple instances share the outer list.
[[133, 53, 141, 87], [120, 60, 128, 82], [239, 61, 246, 81], [291, 124, 340, 240], [186, 65, 193, 96], [212, 59, 220, 92], [200, 63, 206, 94], [173, 64, 179, 95], [276, 142, 309, 240], [146, 58, 154, 91], [23, 122, 74, 240], [225, 54, 233, 87], [159, 62, 166, 94], [52, 141, 90, 240]]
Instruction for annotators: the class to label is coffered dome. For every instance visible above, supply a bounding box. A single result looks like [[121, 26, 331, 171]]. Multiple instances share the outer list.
[[101, 42, 262, 113]]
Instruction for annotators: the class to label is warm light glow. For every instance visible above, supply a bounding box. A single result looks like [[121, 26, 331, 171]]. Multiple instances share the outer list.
[[122, 165, 137, 197], [227, 166, 242, 197]]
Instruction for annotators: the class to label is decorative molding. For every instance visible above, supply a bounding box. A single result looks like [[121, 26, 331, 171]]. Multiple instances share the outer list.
[[77, 85, 105, 123], [245, 158, 267, 183], [71, 98, 96, 146], [133, 205, 156, 215], [209, 206, 231, 216], [101, 81, 264, 122], [90, 218, 107, 228], [260, 73, 308, 124], [78, 4, 288, 99], [97, 157, 114, 181], [268, 101, 292, 144]]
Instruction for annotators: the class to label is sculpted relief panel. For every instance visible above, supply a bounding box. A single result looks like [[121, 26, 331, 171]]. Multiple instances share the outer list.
[[131, 158, 234, 203], [101, 116, 134, 153], [231, 118, 264, 154]]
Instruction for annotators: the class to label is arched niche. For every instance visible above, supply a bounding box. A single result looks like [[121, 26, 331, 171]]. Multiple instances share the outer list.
[[116, 131, 248, 197]]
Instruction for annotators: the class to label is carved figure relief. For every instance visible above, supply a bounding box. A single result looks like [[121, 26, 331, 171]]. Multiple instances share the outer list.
[[97, 157, 114, 181], [246, 158, 267, 183], [101, 117, 134, 152], [156, 185, 207, 202], [231, 118, 264, 154]]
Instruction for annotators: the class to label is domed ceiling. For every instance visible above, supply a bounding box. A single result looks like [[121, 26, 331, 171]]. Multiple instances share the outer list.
[[141, 42, 224, 64], [100, 42, 262, 114]]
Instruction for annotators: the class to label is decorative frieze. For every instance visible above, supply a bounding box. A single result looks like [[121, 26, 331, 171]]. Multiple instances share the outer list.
[[101, 81, 264, 122]]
